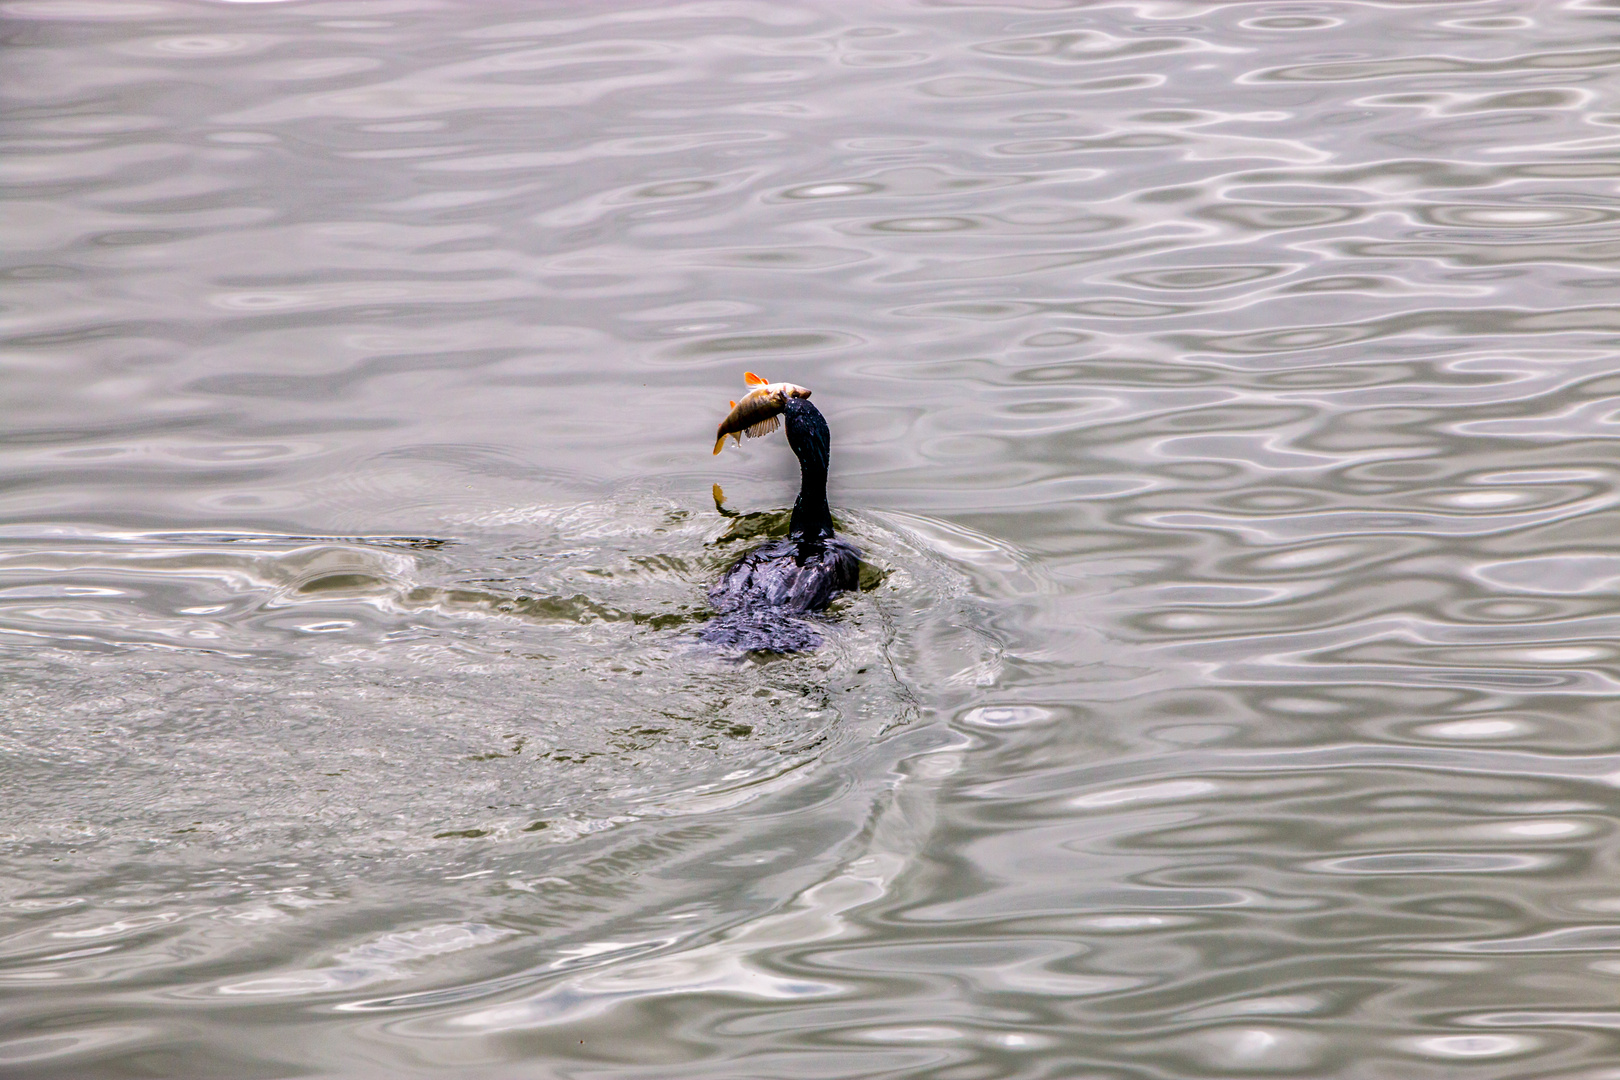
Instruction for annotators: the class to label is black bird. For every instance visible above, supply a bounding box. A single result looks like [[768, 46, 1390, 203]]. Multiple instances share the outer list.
[[700, 374, 860, 652]]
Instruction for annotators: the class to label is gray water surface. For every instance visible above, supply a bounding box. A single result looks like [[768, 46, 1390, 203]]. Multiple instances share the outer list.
[[7, 1, 1620, 1076]]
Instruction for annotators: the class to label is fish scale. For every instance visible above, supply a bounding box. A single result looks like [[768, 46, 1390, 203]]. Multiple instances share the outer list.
[[712, 372, 812, 455]]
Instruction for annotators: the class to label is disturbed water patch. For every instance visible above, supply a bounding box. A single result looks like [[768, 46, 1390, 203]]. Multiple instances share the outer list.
[[0, 497, 1037, 1060]]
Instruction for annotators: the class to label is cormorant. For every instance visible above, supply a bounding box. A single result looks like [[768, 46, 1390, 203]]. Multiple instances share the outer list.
[[700, 374, 860, 652]]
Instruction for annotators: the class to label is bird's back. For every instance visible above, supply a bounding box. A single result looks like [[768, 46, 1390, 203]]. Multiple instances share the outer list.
[[707, 536, 860, 615]]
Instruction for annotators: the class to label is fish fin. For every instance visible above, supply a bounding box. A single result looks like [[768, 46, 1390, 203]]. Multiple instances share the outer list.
[[744, 415, 780, 439], [744, 371, 769, 386], [729, 400, 736, 408], [713, 434, 726, 455]]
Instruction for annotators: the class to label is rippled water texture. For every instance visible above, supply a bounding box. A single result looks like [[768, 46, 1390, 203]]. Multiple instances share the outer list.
[[7, 1, 1620, 1076]]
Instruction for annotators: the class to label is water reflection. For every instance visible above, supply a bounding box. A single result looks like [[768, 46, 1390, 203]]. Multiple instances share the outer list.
[[7, 0, 1620, 1076]]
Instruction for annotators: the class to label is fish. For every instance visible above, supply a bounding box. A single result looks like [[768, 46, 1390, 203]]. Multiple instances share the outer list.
[[712, 372, 811, 455]]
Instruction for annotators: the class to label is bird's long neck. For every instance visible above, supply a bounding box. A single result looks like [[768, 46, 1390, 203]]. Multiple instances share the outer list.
[[783, 397, 835, 542]]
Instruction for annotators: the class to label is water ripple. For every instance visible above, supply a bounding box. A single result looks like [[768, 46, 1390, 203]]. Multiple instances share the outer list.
[[9, 0, 1620, 1076]]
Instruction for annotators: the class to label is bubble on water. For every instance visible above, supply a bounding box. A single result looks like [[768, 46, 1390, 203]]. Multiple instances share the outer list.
[[959, 705, 1053, 728]]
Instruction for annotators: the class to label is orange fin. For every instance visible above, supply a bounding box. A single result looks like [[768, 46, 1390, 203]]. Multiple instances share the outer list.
[[713, 435, 726, 455], [743, 371, 769, 386]]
